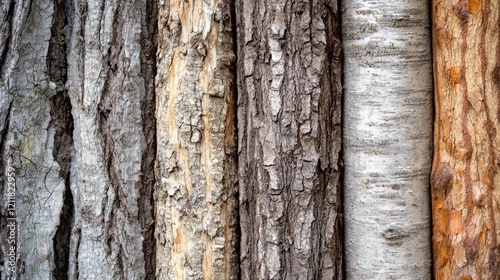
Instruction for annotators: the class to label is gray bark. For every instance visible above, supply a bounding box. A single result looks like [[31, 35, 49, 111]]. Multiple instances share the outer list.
[[1, 0, 157, 279], [154, 0, 239, 279], [342, 1, 433, 279], [236, 0, 343, 279], [66, 0, 157, 278], [0, 0, 70, 279]]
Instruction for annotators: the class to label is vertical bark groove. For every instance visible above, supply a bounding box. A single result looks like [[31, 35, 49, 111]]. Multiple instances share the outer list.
[[139, 0, 158, 278], [0, 0, 15, 75]]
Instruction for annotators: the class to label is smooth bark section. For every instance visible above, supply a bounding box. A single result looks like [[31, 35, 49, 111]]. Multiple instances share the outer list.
[[66, 0, 157, 278], [431, 1, 500, 278], [236, 0, 343, 279], [155, 0, 238, 279], [342, 1, 433, 279], [0, 1, 69, 278]]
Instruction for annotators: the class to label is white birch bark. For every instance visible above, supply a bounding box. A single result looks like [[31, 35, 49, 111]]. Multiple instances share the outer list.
[[342, 1, 433, 279]]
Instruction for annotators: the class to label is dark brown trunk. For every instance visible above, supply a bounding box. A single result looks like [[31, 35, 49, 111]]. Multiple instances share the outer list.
[[236, 0, 343, 279]]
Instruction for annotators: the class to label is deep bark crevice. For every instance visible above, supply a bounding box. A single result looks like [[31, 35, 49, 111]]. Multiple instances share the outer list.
[[47, 0, 74, 278], [0, 0, 15, 76], [52, 177, 74, 280], [96, 3, 126, 276], [138, 0, 158, 277], [325, 1, 343, 277]]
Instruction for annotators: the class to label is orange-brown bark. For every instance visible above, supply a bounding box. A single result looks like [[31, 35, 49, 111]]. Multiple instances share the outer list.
[[431, 0, 500, 279]]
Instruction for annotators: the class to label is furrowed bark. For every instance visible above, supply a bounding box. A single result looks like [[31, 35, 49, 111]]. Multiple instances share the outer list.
[[236, 0, 343, 279], [431, 1, 500, 278], [342, 1, 433, 279], [155, 0, 238, 279], [66, 0, 157, 278], [0, 0, 71, 278]]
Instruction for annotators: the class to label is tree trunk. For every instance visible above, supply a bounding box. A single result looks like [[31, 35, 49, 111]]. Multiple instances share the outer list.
[[342, 1, 433, 279], [1, 0, 158, 279], [65, 0, 158, 278], [0, 0, 71, 278], [431, 1, 500, 278], [236, 0, 343, 279], [154, 0, 239, 279]]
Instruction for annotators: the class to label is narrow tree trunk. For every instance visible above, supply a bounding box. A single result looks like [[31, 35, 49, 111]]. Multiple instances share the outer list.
[[431, 1, 500, 278], [236, 0, 343, 279], [154, 0, 239, 279], [0, 1, 71, 278], [342, 1, 433, 279]]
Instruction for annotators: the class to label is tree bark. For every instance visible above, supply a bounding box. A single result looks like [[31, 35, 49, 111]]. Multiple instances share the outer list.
[[0, 0, 71, 278], [431, 0, 500, 279], [66, 0, 158, 279], [236, 0, 343, 279], [154, 0, 239, 279], [1, 0, 158, 279], [342, 1, 433, 279]]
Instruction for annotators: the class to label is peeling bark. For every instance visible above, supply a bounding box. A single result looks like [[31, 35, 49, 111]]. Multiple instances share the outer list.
[[236, 0, 343, 279], [155, 0, 238, 279], [431, 0, 500, 278], [342, 1, 433, 279]]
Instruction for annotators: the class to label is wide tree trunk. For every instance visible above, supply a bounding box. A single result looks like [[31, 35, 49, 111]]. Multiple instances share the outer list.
[[342, 1, 433, 279], [431, 1, 500, 279], [236, 0, 343, 279], [1, 0, 158, 279], [154, 0, 239, 279]]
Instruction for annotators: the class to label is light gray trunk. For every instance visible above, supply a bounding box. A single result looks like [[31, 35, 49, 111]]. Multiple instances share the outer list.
[[1, 0, 157, 279], [66, 0, 157, 278], [236, 0, 343, 279], [342, 1, 433, 279], [154, 0, 239, 279], [1, 0, 69, 279]]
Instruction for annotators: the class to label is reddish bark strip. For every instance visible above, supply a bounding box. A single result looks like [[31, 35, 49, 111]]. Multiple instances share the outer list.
[[432, 0, 500, 278]]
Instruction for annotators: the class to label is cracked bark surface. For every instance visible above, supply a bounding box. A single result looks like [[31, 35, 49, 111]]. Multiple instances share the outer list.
[[154, 0, 238, 279], [342, 1, 433, 279], [236, 0, 343, 279], [66, 0, 157, 278], [1, 0, 157, 279], [431, 0, 500, 279], [0, 0, 70, 279]]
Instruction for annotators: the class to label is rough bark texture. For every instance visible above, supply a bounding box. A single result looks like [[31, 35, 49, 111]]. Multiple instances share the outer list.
[[342, 1, 433, 279], [236, 0, 343, 279], [431, 0, 500, 279], [0, 0, 157, 279], [154, 0, 239, 279], [0, 1, 69, 279], [65, 0, 158, 278]]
